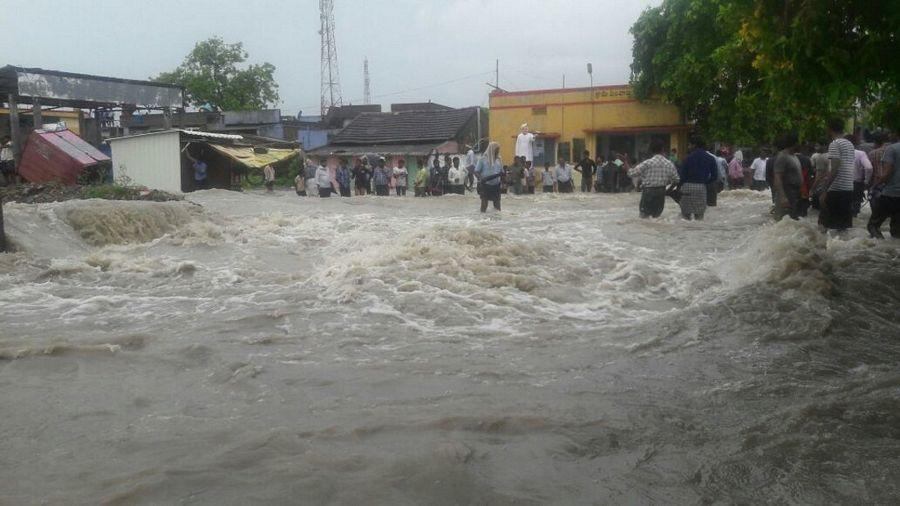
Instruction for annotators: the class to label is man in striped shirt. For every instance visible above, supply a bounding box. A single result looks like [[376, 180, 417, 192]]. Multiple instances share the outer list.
[[818, 118, 856, 230]]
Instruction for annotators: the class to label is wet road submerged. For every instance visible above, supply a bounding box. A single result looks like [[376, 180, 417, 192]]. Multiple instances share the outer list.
[[1, 190, 899, 504]]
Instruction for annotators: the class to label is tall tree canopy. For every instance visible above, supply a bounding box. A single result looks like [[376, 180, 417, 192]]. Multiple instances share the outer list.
[[155, 37, 279, 111], [630, 0, 900, 144]]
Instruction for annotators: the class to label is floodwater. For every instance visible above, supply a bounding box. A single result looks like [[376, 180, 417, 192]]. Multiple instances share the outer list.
[[1, 189, 899, 505]]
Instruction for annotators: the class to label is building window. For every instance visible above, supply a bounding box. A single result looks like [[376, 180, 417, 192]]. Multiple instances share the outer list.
[[534, 138, 556, 167], [531, 106, 547, 115], [558, 142, 571, 163], [573, 138, 586, 159], [608, 134, 635, 162]]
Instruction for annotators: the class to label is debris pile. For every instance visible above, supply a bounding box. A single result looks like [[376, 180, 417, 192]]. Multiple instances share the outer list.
[[0, 183, 182, 204]]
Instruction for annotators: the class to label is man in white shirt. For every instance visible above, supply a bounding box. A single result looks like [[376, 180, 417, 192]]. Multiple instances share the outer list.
[[392, 159, 408, 197], [464, 146, 477, 190], [305, 158, 319, 196], [540, 162, 556, 193], [444, 157, 462, 195], [315, 162, 333, 197], [515, 124, 536, 163], [751, 154, 768, 191], [555, 159, 573, 193], [263, 164, 275, 193], [851, 141, 873, 216]]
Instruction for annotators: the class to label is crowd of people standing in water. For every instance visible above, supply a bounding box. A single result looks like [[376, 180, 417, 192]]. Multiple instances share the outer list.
[[280, 117, 899, 238], [291, 153, 473, 200], [710, 117, 900, 239]]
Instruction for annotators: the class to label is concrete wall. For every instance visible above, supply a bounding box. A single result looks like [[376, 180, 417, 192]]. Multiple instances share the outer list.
[[489, 85, 686, 165], [109, 131, 182, 193], [256, 124, 284, 140], [296, 128, 330, 151], [223, 110, 281, 126], [126, 112, 222, 131]]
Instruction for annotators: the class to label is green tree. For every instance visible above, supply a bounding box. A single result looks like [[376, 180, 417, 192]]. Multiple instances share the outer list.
[[155, 37, 279, 111], [630, 0, 900, 143]]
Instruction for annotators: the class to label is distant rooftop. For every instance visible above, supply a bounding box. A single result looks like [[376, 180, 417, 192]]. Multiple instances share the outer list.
[[390, 101, 453, 113], [329, 107, 478, 146]]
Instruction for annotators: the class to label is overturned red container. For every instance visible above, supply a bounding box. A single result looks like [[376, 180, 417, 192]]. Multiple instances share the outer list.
[[18, 128, 110, 185]]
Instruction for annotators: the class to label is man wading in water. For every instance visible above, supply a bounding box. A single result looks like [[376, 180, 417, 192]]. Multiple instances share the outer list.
[[678, 136, 718, 220], [626, 139, 680, 218], [476, 142, 503, 213], [263, 164, 275, 193]]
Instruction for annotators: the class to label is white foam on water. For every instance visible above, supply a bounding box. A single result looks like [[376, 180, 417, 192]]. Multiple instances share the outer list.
[[3, 189, 899, 505]]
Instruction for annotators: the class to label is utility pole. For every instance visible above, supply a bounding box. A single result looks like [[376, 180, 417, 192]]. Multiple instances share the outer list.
[[319, 0, 343, 116], [363, 57, 371, 105], [495, 59, 499, 90], [8, 94, 21, 169], [33, 98, 43, 130], [587, 62, 594, 156], [0, 192, 5, 253], [561, 74, 566, 161]]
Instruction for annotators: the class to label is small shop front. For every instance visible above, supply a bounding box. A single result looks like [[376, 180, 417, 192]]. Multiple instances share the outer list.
[[589, 126, 690, 162]]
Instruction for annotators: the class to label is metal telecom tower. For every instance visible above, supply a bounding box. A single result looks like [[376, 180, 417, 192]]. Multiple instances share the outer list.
[[363, 57, 371, 105], [319, 0, 342, 115]]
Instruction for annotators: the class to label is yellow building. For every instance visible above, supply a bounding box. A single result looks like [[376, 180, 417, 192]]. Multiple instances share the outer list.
[[489, 85, 687, 167], [1, 107, 84, 137]]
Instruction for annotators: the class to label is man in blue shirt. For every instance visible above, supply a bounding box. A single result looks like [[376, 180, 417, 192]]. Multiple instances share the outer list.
[[677, 136, 718, 220], [475, 142, 503, 213], [373, 157, 391, 196], [335, 159, 351, 197]]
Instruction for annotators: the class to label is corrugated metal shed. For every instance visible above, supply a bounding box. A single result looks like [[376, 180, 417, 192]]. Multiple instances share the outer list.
[[108, 129, 293, 193], [108, 130, 182, 193], [179, 130, 244, 140], [18, 128, 110, 185]]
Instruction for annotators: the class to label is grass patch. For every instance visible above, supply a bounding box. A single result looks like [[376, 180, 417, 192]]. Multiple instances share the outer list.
[[81, 184, 136, 200]]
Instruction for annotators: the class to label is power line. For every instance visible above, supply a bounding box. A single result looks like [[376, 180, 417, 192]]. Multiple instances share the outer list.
[[371, 70, 494, 100]]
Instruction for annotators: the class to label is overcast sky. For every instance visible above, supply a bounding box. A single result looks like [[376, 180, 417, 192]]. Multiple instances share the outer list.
[[1, 0, 657, 116]]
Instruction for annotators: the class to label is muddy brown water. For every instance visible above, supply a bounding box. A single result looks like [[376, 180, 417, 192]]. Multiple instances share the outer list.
[[1, 190, 899, 504]]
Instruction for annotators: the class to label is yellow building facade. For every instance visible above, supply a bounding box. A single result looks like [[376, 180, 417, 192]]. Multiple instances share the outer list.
[[0, 108, 84, 136], [489, 85, 687, 167]]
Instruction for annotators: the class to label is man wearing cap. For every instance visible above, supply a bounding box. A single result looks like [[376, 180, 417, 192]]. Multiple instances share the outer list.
[[515, 124, 537, 164]]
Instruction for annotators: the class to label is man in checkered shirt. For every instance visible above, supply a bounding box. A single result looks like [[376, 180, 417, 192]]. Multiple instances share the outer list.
[[627, 139, 681, 218]]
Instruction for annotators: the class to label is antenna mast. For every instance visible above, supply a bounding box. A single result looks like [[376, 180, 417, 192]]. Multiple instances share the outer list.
[[319, 0, 343, 115], [363, 57, 371, 105]]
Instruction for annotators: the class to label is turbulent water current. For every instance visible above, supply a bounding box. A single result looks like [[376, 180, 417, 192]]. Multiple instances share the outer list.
[[1, 189, 899, 504]]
